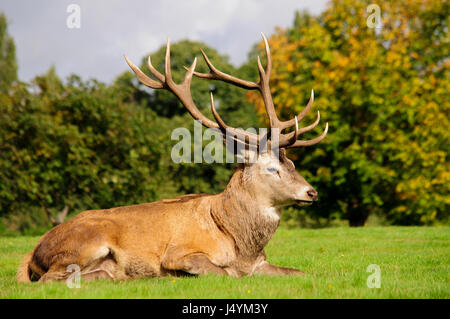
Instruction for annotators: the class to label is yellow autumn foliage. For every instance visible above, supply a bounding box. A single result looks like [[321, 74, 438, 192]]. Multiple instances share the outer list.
[[247, 0, 449, 225]]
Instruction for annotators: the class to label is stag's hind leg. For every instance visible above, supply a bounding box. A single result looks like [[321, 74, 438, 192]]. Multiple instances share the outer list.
[[38, 265, 70, 283], [161, 250, 227, 276], [38, 266, 114, 283], [80, 254, 122, 281], [253, 260, 305, 276], [38, 248, 126, 282]]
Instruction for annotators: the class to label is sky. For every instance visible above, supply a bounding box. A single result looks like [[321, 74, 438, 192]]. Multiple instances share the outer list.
[[0, 0, 328, 84]]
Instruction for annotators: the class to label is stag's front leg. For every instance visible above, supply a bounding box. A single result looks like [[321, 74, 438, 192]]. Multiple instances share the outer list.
[[253, 260, 305, 276], [162, 252, 227, 276]]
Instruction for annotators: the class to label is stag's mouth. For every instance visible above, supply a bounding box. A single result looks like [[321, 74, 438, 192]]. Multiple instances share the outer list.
[[295, 200, 313, 206]]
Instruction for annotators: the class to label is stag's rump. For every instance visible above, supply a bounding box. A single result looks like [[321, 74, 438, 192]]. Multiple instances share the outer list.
[[28, 213, 123, 278]]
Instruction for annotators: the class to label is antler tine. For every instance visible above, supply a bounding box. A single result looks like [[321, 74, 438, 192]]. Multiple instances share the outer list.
[[257, 32, 272, 78], [184, 57, 197, 86], [261, 32, 272, 76], [124, 55, 164, 89], [285, 116, 299, 145], [164, 37, 175, 87], [147, 56, 165, 82], [286, 122, 328, 148], [210, 92, 261, 146], [210, 92, 228, 131], [189, 49, 259, 90], [280, 110, 321, 142], [256, 33, 281, 129], [280, 89, 314, 130], [277, 89, 329, 149]]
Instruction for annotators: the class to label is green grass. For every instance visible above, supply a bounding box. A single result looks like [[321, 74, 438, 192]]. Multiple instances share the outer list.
[[1, 226, 449, 298]]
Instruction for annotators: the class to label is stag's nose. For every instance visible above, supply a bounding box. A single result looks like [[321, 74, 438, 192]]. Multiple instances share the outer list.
[[307, 188, 318, 201]]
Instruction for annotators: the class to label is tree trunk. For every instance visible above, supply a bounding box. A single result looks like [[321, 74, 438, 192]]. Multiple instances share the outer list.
[[348, 210, 369, 227]]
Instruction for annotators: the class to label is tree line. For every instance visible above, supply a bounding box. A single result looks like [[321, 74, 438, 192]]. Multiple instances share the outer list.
[[0, 0, 448, 234]]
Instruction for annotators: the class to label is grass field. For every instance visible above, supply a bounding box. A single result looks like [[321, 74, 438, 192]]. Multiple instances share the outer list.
[[1, 226, 449, 299]]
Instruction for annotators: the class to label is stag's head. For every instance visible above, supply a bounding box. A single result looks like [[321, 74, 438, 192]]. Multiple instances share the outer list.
[[239, 149, 317, 206], [125, 33, 327, 207]]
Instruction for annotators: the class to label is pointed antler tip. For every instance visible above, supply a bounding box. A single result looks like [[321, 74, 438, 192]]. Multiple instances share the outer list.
[[124, 55, 133, 66], [210, 92, 216, 109], [261, 33, 270, 53], [189, 57, 198, 70]]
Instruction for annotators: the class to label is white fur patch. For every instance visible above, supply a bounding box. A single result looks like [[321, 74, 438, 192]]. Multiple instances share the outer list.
[[262, 207, 280, 221], [93, 246, 110, 260], [251, 259, 268, 275]]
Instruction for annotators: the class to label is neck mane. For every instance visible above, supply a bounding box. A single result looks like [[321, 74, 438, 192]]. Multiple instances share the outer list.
[[211, 165, 280, 258]]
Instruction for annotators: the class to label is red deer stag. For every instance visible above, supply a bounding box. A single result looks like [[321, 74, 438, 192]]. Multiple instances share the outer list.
[[17, 34, 327, 282]]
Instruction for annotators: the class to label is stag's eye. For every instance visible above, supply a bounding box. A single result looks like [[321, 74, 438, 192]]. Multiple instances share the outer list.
[[267, 167, 279, 175]]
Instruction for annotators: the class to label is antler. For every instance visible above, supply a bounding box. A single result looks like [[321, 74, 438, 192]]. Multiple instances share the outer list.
[[192, 33, 328, 148], [124, 38, 221, 130], [125, 38, 262, 146], [124, 34, 327, 150]]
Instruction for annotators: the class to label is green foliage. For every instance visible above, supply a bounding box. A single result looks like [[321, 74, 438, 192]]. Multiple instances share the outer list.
[[249, 0, 449, 226], [0, 13, 18, 93], [0, 69, 172, 227], [0, 35, 260, 233]]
